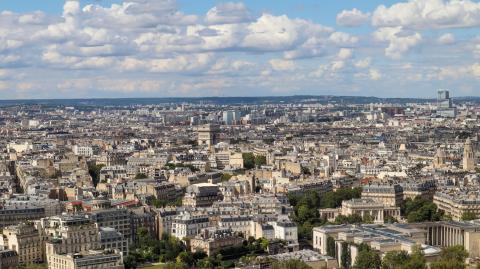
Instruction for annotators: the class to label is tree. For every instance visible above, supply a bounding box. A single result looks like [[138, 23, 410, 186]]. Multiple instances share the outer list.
[[135, 173, 148, 179], [341, 242, 351, 269], [353, 248, 381, 269], [254, 155, 267, 167], [88, 163, 105, 186], [403, 197, 444, 223], [270, 259, 312, 269], [382, 250, 411, 269], [243, 153, 255, 170], [176, 252, 195, 267], [461, 211, 477, 221], [430, 245, 468, 269], [327, 236, 336, 257]]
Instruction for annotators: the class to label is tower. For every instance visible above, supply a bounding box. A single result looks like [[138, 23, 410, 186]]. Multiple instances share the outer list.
[[433, 147, 446, 169], [463, 138, 475, 172]]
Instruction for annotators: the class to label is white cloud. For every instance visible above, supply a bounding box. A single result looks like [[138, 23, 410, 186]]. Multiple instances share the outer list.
[[354, 58, 371, 68], [205, 2, 253, 25], [372, 0, 480, 29], [437, 33, 455, 45], [369, 68, 382, 80], [269, 59, 296, 71], [337, 48, 353, 60], [373, 27, 422, 59], [329, 32, 359, 46], [336, 8, 370, 27]]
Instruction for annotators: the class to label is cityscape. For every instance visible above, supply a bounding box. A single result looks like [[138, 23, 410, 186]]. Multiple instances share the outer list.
[[1, 1, 480, 269]]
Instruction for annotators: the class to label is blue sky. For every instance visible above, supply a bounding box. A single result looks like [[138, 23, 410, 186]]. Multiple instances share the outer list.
[[0, 0, 479, 99]]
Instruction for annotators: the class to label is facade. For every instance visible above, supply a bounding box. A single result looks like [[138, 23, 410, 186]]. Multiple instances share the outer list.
[[362, 184, 404, 207], [47, 250, 123, 269], [433, 189, 480, 220], [87, 209, 132, 242], [463, 138, 475, 172], [0, 205, 45, 228], [319, 198, 401, 224], [1, 223, 45, 266], [99, 227, 128, 256], [0, 250, 18, 269], [313, 223, 439, 267], [183, 183, 221, 207], [172, 213, 210, 239], [197, 124, 220, 147], [190, 228, 244, 256]]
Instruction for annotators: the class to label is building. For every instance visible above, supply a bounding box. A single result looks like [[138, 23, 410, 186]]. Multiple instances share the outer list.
[[197, 124, 220, 148], [129, 207, 156, 243], [38, 215, 100, 257], [1, 223, 44, 266], [463, 138, 475, 172], [72, 145, 93, 157], [171, 213, 210, 239], [183, 183, 221, 207], [0, 204, 45, 228], [99, 227, 128, 256], [433, 188, 480, 220], [319, 198, 401, 224], [47, 249, 123, 269], [411, 221, 480, 258], [313, 223, 440, 267], [86, 209, 132, 243], [0, 250, 18, 269], [437, 89, 457, 118], [155, 207, 181, 238], [433, 147, 446, 169], [362, 184, 404, 207], [190, 228, 244, 256]]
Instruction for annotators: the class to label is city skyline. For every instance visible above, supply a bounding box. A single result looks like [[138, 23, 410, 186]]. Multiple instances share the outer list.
[[0, 0, 479, 99]]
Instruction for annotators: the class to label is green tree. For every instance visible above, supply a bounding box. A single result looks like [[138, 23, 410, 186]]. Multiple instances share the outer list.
[[430, 245, 468, 269], [382, 250, 410, 269], [135, 173, 148, 179], [353, 248, 381, 269], [88, 163, 105, 186], [403, 197, 444, 223], [327, 236, 336, 257], [341, 242, 351, 269], [254, 155, 267, 167], [461, 211, 477, 221], [270, 259, 312, 269], [176, 252, 195, 267], [243, 153, 255, 170]]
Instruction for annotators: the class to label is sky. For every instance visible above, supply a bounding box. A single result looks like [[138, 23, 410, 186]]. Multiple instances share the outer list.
[[0, 0, 479, 99]]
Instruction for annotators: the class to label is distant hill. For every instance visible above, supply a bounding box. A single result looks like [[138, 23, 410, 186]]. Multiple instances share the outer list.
[[3, 95, 479, 106]]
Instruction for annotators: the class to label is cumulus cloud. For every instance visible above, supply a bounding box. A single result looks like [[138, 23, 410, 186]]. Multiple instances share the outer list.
[[373, 27, 422, 59], [205, 2, 253, 25], [269, 59, 296, 71], [372, 0, 480, 29], [336, 8, 370, 27]]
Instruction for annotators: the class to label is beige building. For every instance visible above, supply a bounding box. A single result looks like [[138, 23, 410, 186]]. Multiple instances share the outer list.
[[190, 228, 243, 256], [433, 189, 480, 221], [463, 138, 476, 172], [47, 249, 123, 269], [197, 124, 219, 148], [362, 184, 404, 207], [1, 223, 45, 266], [37, 215, 124, 268], [319, 198, 401, 224]]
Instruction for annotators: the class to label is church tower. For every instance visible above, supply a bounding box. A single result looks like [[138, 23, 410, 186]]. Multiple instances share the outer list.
[[463, 138, 475, 172]]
